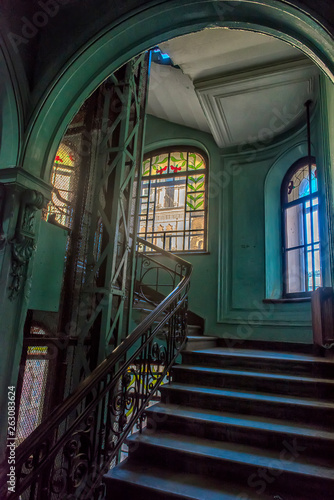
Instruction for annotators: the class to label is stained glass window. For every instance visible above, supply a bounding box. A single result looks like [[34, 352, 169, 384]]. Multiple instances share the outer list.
[[45, 143, 77, 228], [139, 148, 207, 251], [282, 157, 321, 296]]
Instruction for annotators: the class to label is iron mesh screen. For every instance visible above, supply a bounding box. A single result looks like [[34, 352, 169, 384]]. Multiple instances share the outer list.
[[16, 346, 49, 445], [45, 143, 78, 228]]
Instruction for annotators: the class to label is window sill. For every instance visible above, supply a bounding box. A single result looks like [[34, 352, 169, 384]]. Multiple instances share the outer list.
[[142, 250, 210, 256], [173, 251, 210, 256], [263, 297, 311, 304]]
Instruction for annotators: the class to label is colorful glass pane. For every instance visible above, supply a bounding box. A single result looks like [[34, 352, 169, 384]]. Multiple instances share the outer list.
[[150, 154, 169, 175], [143, 151, 206, 177], [45, 142, 77, 227], [187, 174, 205, 193], [186, 174, 205, 211], [139, 149, 207, 251], [287, 163, 317, 203], [142, 159, 150, 176], [186, 192, 204, 211], [188, 152, 205, 170], [54, 144, 76, 167], [27, 346, 48, 355], [170, 152, 187, 174]]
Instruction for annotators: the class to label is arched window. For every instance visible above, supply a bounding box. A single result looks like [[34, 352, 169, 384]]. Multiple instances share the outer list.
[[282, 157, 322, 296], [138, 147, 207, 251]]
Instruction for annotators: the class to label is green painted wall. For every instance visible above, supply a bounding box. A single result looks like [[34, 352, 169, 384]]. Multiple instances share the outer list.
[[320, 76, 334, 285], [0, 0, 333, 463], [143, 112, 333, 343]]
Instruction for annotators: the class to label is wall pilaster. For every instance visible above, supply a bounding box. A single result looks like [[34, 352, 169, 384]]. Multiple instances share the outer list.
[[0, 167, 50, 462]]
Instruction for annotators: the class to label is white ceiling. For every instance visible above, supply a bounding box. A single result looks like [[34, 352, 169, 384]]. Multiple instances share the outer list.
[[147, 63, 211, 133], [147, 28, 319, 147]]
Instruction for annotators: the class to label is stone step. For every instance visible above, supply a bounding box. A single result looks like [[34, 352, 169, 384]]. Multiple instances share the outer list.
[[160, 383, 334, 429], [104, 344, 334, 499], [181, 348, 334, 377], [172, 364, 334, 399], [218, 339, 315, 355], [146, 403, 334, 458], [104, 460, 280, 500], [183, 336, 218, 351], [187, 324, 203, 336], [125, 431, 334, 499]]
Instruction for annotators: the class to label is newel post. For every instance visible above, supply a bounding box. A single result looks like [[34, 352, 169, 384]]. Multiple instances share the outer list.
[[311, 287, 334, 350]]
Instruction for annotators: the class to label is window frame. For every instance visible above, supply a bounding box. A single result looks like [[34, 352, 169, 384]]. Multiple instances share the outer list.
[[281, 156, 321, 298], [138, 146, 208, 253]]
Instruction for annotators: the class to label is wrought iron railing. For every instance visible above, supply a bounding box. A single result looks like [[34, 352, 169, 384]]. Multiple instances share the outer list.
[[0, 237, 192, 500], [134, 236, 189, 304]]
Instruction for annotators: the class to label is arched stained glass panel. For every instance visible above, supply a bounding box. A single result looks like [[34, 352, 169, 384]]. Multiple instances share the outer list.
[[139, 148, 207, 252]]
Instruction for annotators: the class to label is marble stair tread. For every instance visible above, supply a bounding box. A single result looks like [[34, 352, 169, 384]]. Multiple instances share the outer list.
[[162, 383, 334, 408], [107, 461, 276, 500], [147, 403, 334, 441], [173, 364, 334, 385], [188, 347, 334, 364], [127, 431, 334, 477]]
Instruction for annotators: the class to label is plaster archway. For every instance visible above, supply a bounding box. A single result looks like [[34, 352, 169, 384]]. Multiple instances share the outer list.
[[0, 44, 21, 169]]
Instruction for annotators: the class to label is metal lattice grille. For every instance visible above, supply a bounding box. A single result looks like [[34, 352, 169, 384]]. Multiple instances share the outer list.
[[16, 347, 49, 445]]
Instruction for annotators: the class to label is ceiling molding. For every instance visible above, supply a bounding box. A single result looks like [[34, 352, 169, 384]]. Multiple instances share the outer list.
[[195, 58, 319, 148], [194, 58, 316, 91]]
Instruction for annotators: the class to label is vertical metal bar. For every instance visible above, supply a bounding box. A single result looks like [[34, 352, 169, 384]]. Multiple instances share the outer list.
[[303, 201, 309, 292], [310, 198, 316, 290], [185, 162, 189, 251], [305, 100, 316, 291], [152, 181, 157, 246]]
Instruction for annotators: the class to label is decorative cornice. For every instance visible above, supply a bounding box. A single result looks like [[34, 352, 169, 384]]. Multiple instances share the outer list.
[[194, 58, 317, 91], [0, 167, 52, 200], [195, 58, 319, 149]]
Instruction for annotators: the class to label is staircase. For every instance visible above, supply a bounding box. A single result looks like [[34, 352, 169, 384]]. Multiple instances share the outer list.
[[104, 340, 334, 499]]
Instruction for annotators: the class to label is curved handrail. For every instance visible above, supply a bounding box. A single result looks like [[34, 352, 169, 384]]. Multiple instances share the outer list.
[[1, 237, 192, 499]]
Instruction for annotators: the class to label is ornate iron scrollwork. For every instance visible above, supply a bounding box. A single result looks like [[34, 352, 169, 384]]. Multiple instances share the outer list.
[[0, 233, 191, 500], [9, 189, 46, 300]]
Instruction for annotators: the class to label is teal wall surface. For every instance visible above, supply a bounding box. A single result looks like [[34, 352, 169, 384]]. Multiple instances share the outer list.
[[143, 111, 333, 343], [0, 0, 333, 464], [320, 75, 334, 286]]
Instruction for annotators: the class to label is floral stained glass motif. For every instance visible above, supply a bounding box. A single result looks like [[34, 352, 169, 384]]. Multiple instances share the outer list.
[[139, 149, 207, 252], [142, 151, 206, 177]]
